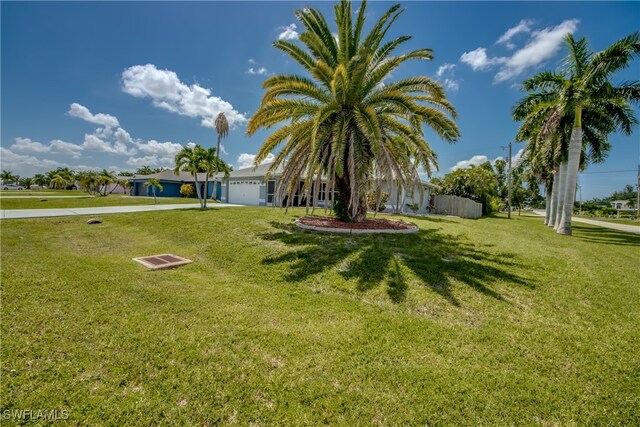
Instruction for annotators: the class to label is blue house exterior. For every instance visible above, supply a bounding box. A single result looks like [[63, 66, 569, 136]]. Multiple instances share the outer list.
[[131, 170, 221, 199]]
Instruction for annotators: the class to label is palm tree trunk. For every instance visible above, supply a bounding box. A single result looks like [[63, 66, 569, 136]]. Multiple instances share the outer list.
[[557, 125, 583, 236], [203, 173, 209, 208], [544, 181, 552, 225], [194, 176, 203, 208], [554, 162, 568, 230], [548, 165, 560, 228], [213, 137, 221, 201]]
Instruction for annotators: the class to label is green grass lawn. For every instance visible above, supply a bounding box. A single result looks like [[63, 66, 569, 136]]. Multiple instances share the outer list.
[[0, 193, 200, 209], [2, 208, 638, 425]]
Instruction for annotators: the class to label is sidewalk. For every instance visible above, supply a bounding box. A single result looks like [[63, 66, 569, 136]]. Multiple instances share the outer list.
[[0, 203, 244, 220], [532, 210, 640, 234]]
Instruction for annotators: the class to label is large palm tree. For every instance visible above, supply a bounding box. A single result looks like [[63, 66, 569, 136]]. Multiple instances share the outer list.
[[515, 33, 639, 235], [247, 0, 460, 222], [516, 110, 611, 226], [213, 113, 229, 200]]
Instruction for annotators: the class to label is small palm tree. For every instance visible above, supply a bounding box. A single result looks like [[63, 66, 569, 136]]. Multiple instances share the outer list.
[[31, 174, 49, 189], [49, 174, 68, 190], [213, 112, 229, 200], [1, 170, 17, 184], [247, 0, 460, 222], [144, 178, 163, 204], [175, 145, 206, 207]]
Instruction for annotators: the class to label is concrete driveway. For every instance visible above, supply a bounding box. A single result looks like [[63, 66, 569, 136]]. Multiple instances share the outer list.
[[0, 203, 245, 219]]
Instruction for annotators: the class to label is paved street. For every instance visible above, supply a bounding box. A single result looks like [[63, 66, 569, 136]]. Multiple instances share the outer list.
[[0, 203, 244, 219], [532, 210, 640, 234]]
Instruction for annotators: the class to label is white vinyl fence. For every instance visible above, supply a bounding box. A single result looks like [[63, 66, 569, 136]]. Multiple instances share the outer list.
[[432, 195, 483, 219]]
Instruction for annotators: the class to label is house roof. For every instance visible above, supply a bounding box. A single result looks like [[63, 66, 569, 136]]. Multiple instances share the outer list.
[[224, 162, 285, 179], [132, 170, 213, 182]]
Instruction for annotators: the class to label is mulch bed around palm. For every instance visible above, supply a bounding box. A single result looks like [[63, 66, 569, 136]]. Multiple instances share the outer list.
[[298, 215, 416, 230]]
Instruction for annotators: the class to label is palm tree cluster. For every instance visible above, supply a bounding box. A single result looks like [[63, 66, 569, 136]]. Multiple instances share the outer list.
[[174, 143, 231, 208], [76, 170, 130, 196], [514, 32, 639, 235], [247, 0, 460, 222]]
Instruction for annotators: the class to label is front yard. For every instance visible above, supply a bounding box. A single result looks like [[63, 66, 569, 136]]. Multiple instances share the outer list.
[[1, 208, 638, 425]]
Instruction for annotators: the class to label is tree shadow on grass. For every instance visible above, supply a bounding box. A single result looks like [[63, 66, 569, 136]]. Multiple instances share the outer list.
[[260, 222, 532, 306], [572, 224, 640, 247]]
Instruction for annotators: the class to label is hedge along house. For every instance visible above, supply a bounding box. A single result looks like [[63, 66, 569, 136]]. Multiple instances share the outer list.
[[131, 170, 222, 199], [219, 162, 435, 214]]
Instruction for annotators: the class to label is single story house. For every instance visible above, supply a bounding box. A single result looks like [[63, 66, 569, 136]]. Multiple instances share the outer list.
[[218, 162, 435, 214], [131, 170, 222, 199], [610, 200, 634, 211], [132, 163, 436, 214]]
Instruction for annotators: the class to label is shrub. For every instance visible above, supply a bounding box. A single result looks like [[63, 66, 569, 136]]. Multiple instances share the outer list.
[[180, 183, 196, 198], [366, 191, 389, 212], [405, 203, 419, 213]]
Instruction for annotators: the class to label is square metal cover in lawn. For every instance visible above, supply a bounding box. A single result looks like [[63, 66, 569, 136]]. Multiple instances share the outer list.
[[133, 254, 193, 270]]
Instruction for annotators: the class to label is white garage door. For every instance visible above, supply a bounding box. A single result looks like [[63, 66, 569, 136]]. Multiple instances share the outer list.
[[228, 180, 261, 205]]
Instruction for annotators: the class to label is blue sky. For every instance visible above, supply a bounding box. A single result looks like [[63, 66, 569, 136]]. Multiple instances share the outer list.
[[1, 1, 638, 199]]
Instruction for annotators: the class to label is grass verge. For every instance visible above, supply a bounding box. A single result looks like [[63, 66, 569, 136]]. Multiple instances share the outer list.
[[1, 208, 638, 425]]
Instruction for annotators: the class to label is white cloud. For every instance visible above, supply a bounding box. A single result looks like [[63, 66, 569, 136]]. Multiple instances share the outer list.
[[126, 155, 159, 167], [435, 64, 460, 92], [437, 63, 456, 78], [136, 139, 182, 157], [219, 144, 228, 155], [68, 103, 119, 128], [460, 48, 502, 71], [237, 152, 275, 170], [460, 19, 579, 83], [247, 67, 268, 75], [450, 148, 526, 171], [248, 58, 256, 65], [451, 155, 491, 171], [11, 137, 49, 153], [11, 137, 83, 158], [496, 19, 533, 49], [48, 140, 84, 158], [494, 19, 579, 83], [0, 147, 66, 175], [121, 64, 247, 128], [83, 129, 134, 155], [278, 24, 299, 40]]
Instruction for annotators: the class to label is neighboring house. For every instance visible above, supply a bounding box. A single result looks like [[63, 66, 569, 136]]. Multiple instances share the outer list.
[[131, 170, 222, 198], [219, 162, 435, 214], [610, 200, 635, 211]]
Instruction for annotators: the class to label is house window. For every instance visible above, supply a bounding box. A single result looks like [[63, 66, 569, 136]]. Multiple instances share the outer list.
[[267, 179, 276, 204]]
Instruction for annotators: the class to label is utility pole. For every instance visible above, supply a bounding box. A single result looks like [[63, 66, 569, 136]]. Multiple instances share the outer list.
[[507, 141, 512, 219]]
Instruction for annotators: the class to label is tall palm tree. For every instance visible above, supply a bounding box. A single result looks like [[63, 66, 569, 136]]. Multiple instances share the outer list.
[[144, 178, 163, 204], [213, 113, 229, 200], [515, 33, 639, 235], [247, 0, 460, 222], [513, 32, 638, 235], [175, 145, 206, 208]]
